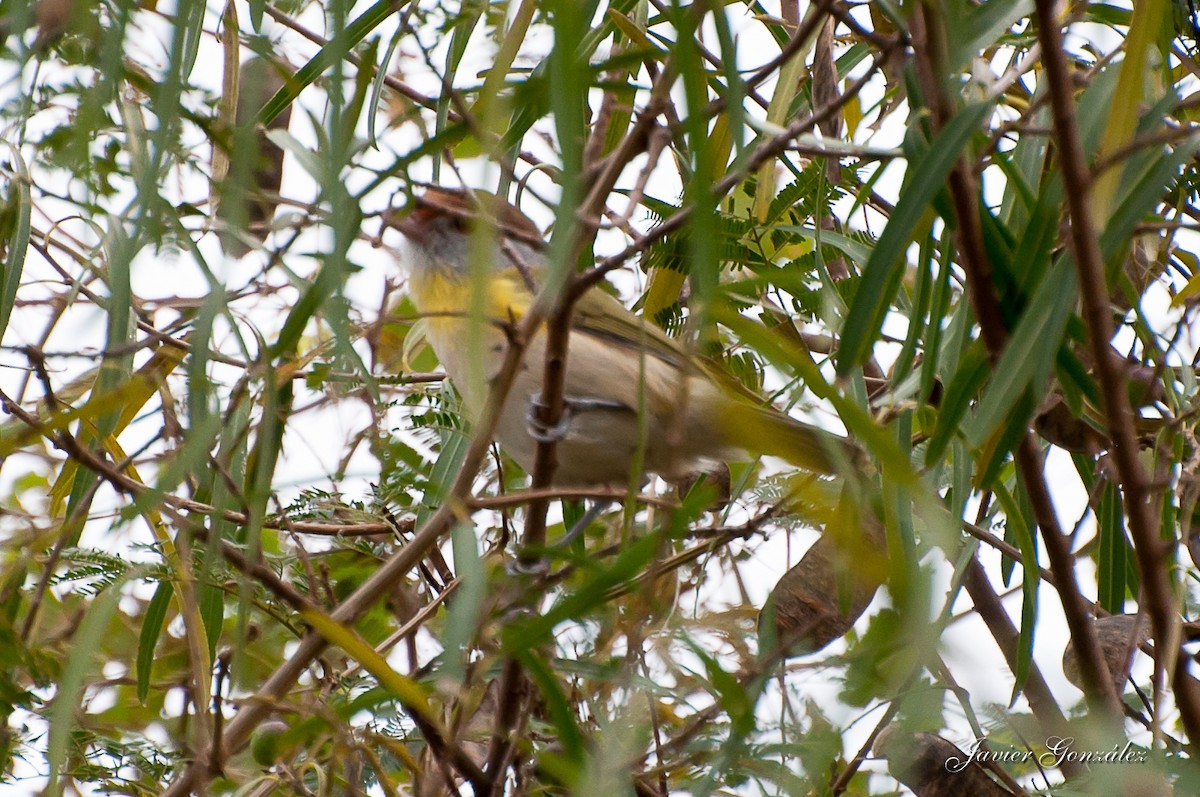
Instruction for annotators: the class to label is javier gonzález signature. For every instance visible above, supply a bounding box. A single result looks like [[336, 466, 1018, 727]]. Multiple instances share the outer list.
[[946, 736, 1149, 772]]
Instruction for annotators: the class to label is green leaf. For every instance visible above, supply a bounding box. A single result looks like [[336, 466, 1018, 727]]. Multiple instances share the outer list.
[[136, 580, 173, 704], [0, 145, 31, 339], [200, 578, 224, 663], [965, 259, 1077, 449], [416, 415, 470, 529], [995, 484, 1037, 701], [771, 224, 874, 267], [249, 0, 265, 30], [368, 22, 408, 148], [945, 0, 1034, 73], [301, 607, 434, 720], [437, 523, 486, 684], [509, 532, 659, 646], [48, 568, 144, 796], [258, 0, 411, 126], [1097, 483, 1129, 614], [1101, 135, 1199, 271], [838, 101, 993, 374], [925, 342, 989, 466], [685, 640, 755, 736], [520, 650, 585, 762], [976, 390, 1037, 490]]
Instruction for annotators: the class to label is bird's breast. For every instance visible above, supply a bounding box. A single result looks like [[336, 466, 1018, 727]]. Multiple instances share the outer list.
[[408, 269, 531, 334]]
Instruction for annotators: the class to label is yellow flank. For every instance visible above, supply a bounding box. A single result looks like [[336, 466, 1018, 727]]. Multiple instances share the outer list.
[[408, 268, 532, 333]]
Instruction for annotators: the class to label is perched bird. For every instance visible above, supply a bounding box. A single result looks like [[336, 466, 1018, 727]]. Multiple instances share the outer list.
[[392, 187, 860, 486]]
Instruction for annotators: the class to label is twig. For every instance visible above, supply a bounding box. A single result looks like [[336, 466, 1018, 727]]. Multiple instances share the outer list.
[[158, 242, 561, 793], [910, 2, 1123, 724], [961, 555, 1081, 777], [1034, 0, 1200, 743]]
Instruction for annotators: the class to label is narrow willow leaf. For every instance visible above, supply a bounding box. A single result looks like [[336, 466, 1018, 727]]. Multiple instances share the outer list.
[[200, 578, 224, 663], [711, 7, 746, 159], [890, 411, 916, 555], [965, 259, 1077, 449], [945, 0, 1033, 73], [1097, 483, 1129, 614], [416, 417, 469, 529], [685, 639, 755, 735], [470, 0, 537, 127], [994, 484, 1037, 700], [995, 122, 1045, 227], [437, 0, 484, 160], [1101, 138, 1199, 268], [0, 144, 30, 338], [177, 0, 205, 80], [301, 607, 434, 720], [520, 650, 586, 762], [754, 21, 811, 219], [438, 524, 486, 684], [48, 569, 144, 796], [1007, 177, 1060, 292], [258, 0, 410, 126], [893, 231, 935, 387], [367, 21, 407, 148], [976, 391, 1037, 490], [1091, 0, 1170, 223], [926, 343, 988, 466], [136, 580, 174, 703], [920, 234, 955, 404], [249, 0, 265, 30], [838, 102, 993, 374]]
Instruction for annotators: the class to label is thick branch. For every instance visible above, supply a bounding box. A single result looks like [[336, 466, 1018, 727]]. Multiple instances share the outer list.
[[1033, 0, 1200, 743], [908, 2, 1125, 723]]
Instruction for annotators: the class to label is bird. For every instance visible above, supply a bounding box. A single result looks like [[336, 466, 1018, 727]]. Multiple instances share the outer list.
[[390, 187, 862, 487]]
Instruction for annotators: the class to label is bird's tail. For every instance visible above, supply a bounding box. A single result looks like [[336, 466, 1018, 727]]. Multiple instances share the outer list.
[[730, 402, 865, 476]]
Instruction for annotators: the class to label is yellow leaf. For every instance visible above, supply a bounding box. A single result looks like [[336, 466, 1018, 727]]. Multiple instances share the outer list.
[[606, 9, 661, 53], [301, 608, 436, 723], [843, 93, 862, 139], [1172, 270, 1200, 308], [1092, 0, 1169, 223], [755, 24, 814, 221], [641, 268, 686, 327]]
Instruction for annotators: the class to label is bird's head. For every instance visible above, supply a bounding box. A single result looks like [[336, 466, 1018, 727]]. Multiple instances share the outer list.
[[392, 187, 545, 285]]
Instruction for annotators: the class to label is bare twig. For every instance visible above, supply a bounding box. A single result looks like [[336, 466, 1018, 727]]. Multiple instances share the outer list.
[[1034, 0, 1200, 743], [910, 2, 1123, 725]]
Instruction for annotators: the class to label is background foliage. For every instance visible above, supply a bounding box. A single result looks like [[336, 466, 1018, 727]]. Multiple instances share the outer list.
[[2, 0, 1200, 794]]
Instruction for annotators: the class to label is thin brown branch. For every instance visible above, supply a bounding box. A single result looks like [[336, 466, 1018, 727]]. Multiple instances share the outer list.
[[523, 62, 677, 556], [1033, 0, 1200, 743], [160, 247, 562, 794], [468, 485, 677, 511], [0, 387, 490, 793], [485, 50, 682, 795], [909, 1, 1123, 724], [961, 555, 1081, 777], [829, 701, 900, 795]]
